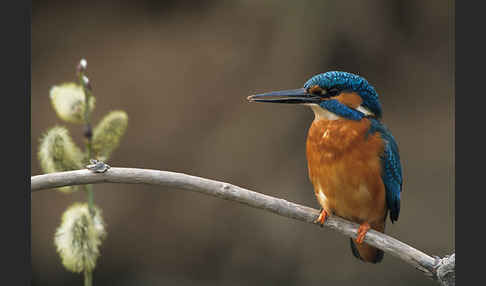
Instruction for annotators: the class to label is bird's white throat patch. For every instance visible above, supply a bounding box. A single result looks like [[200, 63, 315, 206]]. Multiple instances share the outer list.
[[308, 104, 340, 120]]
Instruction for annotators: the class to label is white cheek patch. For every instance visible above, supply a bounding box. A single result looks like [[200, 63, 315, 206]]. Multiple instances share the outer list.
[[356, 105, 374, 116], [308, 104, 340, 120]]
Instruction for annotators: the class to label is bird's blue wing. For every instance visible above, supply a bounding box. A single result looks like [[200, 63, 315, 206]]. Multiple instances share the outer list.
[[367, 119, 403, 223]]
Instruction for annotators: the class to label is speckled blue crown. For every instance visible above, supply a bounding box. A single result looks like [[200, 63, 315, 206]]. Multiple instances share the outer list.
[[303, 71, 382, 118]]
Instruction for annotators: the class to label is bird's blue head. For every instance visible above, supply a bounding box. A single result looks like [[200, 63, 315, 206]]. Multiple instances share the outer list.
[[248, 71, 382, 120]]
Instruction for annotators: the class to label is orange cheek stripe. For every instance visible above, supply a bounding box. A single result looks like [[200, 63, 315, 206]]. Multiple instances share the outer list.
[[335, 92, 362, 108], [309, 85, 323, 94]]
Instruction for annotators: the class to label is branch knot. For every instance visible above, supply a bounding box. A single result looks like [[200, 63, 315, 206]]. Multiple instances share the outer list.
[[434, 253, 455, 286]]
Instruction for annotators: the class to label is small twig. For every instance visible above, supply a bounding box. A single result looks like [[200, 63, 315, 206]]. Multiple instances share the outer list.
[[77, 60, 95, 214], [31, 167, 454, 285], [84, 270, 92, 286], [77, 58, 95, 286]]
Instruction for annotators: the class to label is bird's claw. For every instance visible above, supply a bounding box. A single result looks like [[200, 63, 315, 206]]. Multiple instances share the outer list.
[[86, 159, 111, 173], [355, 222, 371, 245], [314, 209, 328, 227]]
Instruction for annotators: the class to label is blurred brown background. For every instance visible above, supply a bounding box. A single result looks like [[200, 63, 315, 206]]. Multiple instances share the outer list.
[[31, 1, 454, 285]]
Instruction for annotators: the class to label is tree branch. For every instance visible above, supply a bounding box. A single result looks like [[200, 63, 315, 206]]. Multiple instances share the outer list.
[[31, 167, 454, 285]]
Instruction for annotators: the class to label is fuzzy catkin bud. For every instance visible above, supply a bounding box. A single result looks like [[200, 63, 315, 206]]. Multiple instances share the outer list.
[[54, 203, 106, 273], [50, 82, 95, 124], [78, 59, 87, 72], [92, 110, 128, 161], [38, 126, 84, 193]]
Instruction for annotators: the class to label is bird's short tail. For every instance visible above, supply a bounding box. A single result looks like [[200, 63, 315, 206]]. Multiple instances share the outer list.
[[349, 238, 384, 263]]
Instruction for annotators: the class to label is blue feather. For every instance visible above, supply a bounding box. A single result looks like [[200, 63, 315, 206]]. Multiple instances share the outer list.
[[319, 99, 365, 121], [367, 119, 403, 223]]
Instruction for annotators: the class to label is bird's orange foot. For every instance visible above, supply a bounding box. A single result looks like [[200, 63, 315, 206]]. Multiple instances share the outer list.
[[355, 222, 371, 245], [314, 209, 328, 227]]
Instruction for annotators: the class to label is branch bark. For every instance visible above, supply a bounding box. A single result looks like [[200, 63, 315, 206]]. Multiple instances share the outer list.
[[31, 167, 454, 285]]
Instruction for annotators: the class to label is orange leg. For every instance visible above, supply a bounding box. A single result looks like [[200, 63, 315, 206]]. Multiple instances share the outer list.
[[314, 209, 328, 227], [355, 222, 371, 244]]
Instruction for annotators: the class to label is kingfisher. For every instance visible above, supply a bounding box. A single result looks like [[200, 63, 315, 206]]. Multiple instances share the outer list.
[[247, 71, 402, 263]]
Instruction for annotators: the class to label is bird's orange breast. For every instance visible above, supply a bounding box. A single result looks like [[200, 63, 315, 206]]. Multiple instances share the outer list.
[[306, 118, 387, 225]]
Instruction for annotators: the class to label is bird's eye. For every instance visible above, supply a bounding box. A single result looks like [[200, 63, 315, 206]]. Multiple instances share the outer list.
[[327, 88, 340, 97], [308, 85, 324, 95]]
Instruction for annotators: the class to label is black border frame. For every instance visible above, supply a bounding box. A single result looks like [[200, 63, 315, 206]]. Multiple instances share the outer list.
[[2, 0, 31, 285]]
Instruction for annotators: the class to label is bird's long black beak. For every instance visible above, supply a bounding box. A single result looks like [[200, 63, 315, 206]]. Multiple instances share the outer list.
[[247, 88, 320, 104]]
